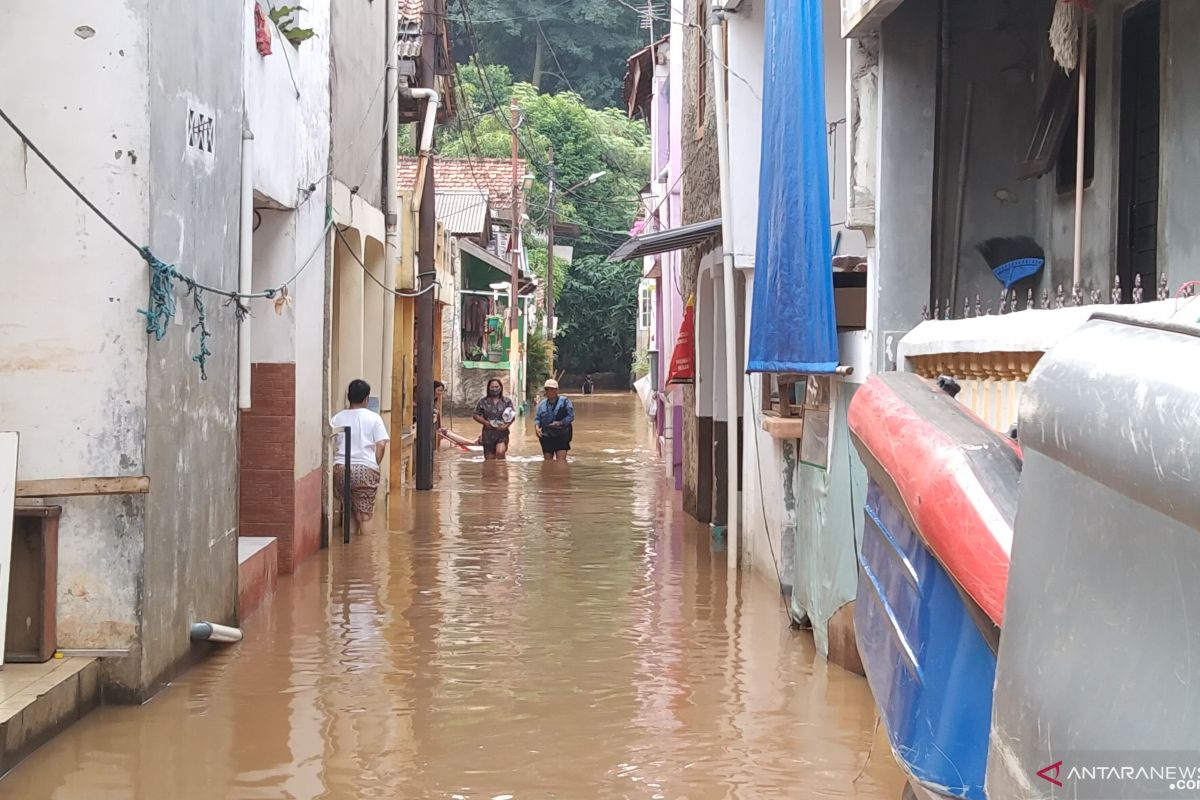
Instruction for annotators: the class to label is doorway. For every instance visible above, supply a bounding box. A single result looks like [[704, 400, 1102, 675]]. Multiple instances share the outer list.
[[1117, 0, 1161, 301]]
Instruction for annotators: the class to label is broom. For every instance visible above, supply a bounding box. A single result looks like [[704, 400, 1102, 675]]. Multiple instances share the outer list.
[[976, 237, 1045, 291]]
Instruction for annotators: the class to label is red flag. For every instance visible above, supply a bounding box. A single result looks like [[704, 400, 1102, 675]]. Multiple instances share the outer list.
[[666, 296, 696, 386]]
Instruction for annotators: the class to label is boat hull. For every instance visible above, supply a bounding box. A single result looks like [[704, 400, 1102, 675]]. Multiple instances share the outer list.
[[849, 373, 1020, 800], [857, 481, 996, 800]]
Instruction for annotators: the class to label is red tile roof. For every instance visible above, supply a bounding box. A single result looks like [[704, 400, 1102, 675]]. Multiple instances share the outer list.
[[397, 156, 526, 210]]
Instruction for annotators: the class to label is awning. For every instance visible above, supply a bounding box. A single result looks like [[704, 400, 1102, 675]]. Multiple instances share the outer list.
[[458, 238, 535, 291], [606, 218, 721, 262], [747, 0, 838, 375]]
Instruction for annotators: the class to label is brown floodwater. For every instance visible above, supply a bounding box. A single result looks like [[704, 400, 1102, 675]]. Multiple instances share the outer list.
[[0, 393, 904, 799]]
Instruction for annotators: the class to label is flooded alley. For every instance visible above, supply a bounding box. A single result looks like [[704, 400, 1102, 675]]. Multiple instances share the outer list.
[[0, 395, 903, 799]]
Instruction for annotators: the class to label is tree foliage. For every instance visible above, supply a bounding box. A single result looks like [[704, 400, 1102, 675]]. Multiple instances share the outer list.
[[452, 0, 647, 109], [436, 60, 650, 380], [554, 255, 642, 379], [442, 70, 649, 244]]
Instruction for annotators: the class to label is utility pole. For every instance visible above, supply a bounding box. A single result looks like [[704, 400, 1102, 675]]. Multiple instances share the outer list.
[[544, 148, 557, 366], [509, 100, 522, 393], [414, 0, 437, 490]]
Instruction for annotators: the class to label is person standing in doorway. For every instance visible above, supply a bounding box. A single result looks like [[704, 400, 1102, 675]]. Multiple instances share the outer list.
[[473, 378, 515, 460], [535, 379, 575, 461], [331, 379, 390, 535]]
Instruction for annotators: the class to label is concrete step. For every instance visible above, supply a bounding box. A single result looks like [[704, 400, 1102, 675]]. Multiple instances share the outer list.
[[0, 657, 99, 777], [238, 536, 278, 621]]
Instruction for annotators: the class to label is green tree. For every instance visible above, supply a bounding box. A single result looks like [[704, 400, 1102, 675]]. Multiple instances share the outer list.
[[436, 61, 650, 382], [555, 255, 642, 380], [452, 0, 648, 108]]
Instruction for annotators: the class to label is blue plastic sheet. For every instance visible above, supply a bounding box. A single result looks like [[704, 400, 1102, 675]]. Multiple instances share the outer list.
[[747, 0, 839, 374]]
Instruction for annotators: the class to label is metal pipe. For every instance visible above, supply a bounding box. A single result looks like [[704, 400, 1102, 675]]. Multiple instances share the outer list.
[[1072, 18, 1088, 288], [382, 0, 399, 423], [190, 621, 243, 644], [406, 88, 441, 212], [238, 129, 255, 410], [342, 425, 351, 542], [710, 4, 739, 571]]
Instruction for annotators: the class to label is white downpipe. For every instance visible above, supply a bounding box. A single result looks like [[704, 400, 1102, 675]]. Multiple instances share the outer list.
[[711, 5, 739, 572], [190, 621, 243, 644], [382, 0, 399, 417], [238, 129, 254, 411], [407, 88, 442, 211]]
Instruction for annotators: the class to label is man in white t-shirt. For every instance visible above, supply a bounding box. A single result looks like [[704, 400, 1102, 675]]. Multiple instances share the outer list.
[[331, 379, 390, 535]]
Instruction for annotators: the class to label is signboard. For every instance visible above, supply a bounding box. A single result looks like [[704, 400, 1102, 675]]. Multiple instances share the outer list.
[[666, 296, 696, 386], [0, 433, 17, 667]]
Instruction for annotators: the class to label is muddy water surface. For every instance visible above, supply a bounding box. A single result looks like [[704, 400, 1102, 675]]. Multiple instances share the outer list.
[[0, 394, 903, 799]]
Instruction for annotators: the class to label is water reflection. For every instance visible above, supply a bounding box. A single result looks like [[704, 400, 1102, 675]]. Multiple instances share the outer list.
[[0, 394, 903, 799]]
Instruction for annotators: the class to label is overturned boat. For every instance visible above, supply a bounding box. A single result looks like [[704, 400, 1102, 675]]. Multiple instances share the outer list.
[[849, 372, 1021, 800]]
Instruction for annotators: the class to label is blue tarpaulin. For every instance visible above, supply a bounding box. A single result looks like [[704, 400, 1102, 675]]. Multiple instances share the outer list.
[[747, 0, 839, 374]]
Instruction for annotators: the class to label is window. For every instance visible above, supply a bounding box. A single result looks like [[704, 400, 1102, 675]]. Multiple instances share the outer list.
[[1020, 25, 1097, 182], [639, 284, 654, 330], [1056, 24, 1097, 192]]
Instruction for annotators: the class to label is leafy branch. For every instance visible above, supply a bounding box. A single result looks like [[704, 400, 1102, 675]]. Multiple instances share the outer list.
[[268, 5, 316, 46]]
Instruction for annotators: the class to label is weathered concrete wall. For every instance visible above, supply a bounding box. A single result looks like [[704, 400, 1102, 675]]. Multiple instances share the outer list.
[[870, 0, 937, 372], [932, 0, 1041, 310], [0, 2, 152, 688], [1160, 0, 1200, 289], [330, 0, 386, 211], [139, 0, 245, 699]]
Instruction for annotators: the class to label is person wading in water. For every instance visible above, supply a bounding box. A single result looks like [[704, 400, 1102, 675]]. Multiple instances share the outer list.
[[535, 379, 575, 461], [473, 378, 515, 460], [330, 379, 390, 535]]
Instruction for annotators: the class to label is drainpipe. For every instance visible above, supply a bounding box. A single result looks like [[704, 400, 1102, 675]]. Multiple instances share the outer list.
[[406, 88, 441, 211], [238, 128, 254, 410], [711, 2, 740, 571], [382, 0, 399, 422], [190, 621, 243, 644]]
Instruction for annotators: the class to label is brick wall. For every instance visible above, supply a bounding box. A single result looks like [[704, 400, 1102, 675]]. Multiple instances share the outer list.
[[239, 363, 302, 573]]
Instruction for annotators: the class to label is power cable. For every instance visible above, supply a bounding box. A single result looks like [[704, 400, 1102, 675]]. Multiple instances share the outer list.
[[335, 225, 441, 297]]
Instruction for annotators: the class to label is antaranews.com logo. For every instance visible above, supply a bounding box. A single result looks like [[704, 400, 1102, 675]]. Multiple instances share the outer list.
[[1035, 752, 1200, 799]]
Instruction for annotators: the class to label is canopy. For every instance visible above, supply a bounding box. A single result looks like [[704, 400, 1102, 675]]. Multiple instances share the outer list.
[[747, 0, 839, 374], [606, 218, 721, 263]]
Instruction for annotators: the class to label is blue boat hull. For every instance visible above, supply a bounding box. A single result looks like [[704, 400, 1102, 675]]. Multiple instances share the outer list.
[[856, 482, 997, 800]]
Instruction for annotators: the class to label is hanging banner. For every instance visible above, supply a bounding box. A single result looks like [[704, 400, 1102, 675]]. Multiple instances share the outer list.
[[666, 296, 695, 386]]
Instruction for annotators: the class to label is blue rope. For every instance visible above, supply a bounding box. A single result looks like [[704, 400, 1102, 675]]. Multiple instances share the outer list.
[[138, 249, 220, 380]]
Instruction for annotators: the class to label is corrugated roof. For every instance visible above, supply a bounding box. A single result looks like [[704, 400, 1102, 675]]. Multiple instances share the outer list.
[[436, 190, 489, 235], [607, 218, 722, 262], [398, 156, 526, 210]]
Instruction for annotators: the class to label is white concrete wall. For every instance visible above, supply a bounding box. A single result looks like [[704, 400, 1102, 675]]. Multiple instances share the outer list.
[[728, 2, 765, 272], [0, 2, 152, 655], [243, 1, 331, 480]]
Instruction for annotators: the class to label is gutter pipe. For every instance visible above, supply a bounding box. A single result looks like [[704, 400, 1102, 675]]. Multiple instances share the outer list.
[[407, 88, 441, 212], [190, 621, 243, 644], [238, 128, 255, 410]]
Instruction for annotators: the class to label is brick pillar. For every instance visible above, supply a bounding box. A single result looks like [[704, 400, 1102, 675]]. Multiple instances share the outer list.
[[239, 363, 300, 573]]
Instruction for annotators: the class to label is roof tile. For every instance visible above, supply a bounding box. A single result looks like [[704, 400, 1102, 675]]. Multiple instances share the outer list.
[[397, 156, 526, 210]]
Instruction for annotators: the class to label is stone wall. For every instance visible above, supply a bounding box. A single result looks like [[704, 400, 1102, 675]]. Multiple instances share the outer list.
[[680, 0, 720, 522]]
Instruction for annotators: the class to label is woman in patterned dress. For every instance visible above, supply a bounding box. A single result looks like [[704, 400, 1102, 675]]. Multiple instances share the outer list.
[[472, 378, 515, 460]]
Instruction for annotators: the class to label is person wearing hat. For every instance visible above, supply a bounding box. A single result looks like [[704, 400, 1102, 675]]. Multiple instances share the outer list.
[[535, 379, 575, 461]]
